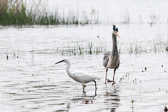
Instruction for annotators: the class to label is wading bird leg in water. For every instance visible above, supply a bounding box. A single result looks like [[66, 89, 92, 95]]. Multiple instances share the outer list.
[[93, 81, 97, 96], [112, 68, 116, 85], [95, 90, 97, 96], [105, 68, 113, 83], [82, 84, 86, 93], [105, 69, 108, 84], [105, 69, 113, 84], [93, 81, 97, 89]]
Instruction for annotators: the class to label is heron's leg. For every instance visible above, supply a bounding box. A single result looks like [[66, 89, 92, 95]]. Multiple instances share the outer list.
[[106, 68, 113, 83], [112, 68, 116, 85], [82, 84, 87, 93], [82, 84, 85, 93], [105, 69, 108, 84]]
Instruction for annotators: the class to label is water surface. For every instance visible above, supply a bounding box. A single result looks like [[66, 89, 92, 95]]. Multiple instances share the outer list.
[[0, 25, 168, 112]]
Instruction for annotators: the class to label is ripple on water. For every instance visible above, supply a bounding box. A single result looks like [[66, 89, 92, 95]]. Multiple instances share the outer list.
[[0, 25, 168, 112]]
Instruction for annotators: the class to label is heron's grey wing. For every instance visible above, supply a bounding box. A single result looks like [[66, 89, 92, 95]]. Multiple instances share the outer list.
[[103, 51, 111, 67]]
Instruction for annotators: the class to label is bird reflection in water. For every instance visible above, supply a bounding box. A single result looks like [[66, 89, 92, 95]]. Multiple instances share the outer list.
[[64, 86, 119, 112], [72, 89, 97, 104], [104, 85, 120, 112], [64, 93, 96, 112]]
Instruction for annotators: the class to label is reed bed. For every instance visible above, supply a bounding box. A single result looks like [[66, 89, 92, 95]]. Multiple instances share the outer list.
[[0, 0, 99, 26], [118, 40, 168, 54], [55, 42, 105, 56], [0, 0, 167, 26], [1, 40, 167, 58], [53, 40, 168, 56]]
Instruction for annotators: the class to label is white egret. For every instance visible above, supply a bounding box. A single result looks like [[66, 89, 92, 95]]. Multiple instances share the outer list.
[[55, 59, 101, 92], [103, 25, 120, 85]]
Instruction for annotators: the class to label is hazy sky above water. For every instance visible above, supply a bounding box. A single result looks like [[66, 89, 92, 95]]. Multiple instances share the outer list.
[[45, 0, 168, 23], [24, 0, 168, 24]]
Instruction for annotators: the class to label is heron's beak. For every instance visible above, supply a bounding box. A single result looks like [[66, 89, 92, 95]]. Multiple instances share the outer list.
[[116, 32, 120, 38], [55, 60, 64, 65]]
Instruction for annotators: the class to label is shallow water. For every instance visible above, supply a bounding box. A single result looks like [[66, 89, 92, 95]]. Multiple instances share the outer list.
[[0, 25, 168, 112], [0, 24, 167, 54]]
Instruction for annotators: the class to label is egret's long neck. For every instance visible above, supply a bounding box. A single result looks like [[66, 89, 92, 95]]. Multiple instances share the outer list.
[[65, 61, 73, 79]]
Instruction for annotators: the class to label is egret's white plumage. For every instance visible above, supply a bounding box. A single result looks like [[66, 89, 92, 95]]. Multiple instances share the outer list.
[[55, 59, 101, 92]]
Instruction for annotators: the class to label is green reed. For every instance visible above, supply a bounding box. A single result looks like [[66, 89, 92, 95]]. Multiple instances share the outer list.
[[123, 40, 168, 54], [56, 42, 105, 56], [0, 0, 99, 26]]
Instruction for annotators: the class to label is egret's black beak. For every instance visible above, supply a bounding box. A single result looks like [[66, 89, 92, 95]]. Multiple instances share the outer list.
[[115, 32, 120, 38], [55, 60, 64, 65]]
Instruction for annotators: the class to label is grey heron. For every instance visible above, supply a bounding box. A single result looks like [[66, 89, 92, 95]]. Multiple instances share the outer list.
[[55, 59, 101, 92], [103, 25, 120, 85]]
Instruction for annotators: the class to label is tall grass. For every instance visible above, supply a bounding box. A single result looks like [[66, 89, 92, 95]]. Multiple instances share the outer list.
[[0, 0, 166, 26], [0, 0, 99, 26], [53, 38, 168, 56], [52, 40, 168, 56], [55, 42, 105, 56], [0, 0, 32, 25], [119, 40, 168, 54]]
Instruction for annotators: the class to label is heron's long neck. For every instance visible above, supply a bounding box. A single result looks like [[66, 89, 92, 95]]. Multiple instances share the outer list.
[[111, 32, 118, 56], [66, 62, 73, 78]]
